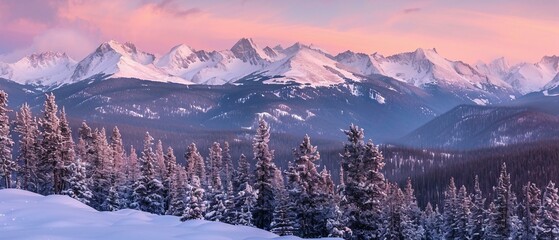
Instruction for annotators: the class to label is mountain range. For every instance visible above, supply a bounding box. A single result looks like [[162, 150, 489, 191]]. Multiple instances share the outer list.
[[0, 38, 558, 150]]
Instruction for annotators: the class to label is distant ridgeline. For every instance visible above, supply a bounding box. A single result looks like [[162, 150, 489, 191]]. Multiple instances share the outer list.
[[1, 90, 559, 239]]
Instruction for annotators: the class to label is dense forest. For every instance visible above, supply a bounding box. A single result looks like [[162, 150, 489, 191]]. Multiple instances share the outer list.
[[1, 90, 559, 239]]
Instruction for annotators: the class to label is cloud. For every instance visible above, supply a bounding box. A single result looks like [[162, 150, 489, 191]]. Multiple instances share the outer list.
[[403, 8, 421, 14], [153, 0, 201, 17]]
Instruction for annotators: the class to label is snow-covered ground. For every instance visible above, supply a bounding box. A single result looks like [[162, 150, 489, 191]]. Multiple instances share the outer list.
[[0, 189, 338, 240]]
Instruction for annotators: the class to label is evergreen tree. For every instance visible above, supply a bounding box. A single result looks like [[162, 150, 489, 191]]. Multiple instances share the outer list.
[[110, 127, 126, 191], [222, 141, 234, 192], [167, 167, 189, 216], [538, 181, 559, 239], [270, 188, 295, 236], [231, 153, 256, 226], [163, 146, 178, 214], [455, 185, 471, 239], [443, 177, 459, 239], [469, 175, 486, 240], [155, 140, 166, 181], [401, 178, 425, 239], [185, 143, 206, 186], [383, 183, 405, 239], [423, 202, 442, 240], [14, 103, 39, 192], [340, 124, 386, 239], [61, 158, 92, 205], [0, 91, 15, 188], [208, 142, 223, 192], [77, 121, 94, 175], [252, 118, 279, 230], [182, 175, 205, 221], [132, 132, 165, 214], [485, 163, 516, 239], [58, 108, 76, 193], [37, 93, 62, 195], [90, 128, 113, 210], [102, 185, 121, 211], [519, 182, 541, 240]]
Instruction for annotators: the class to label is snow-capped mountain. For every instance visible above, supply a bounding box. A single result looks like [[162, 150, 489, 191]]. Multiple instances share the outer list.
[[374, 48, 510, 90], [0, 51, 76, 87], [71, 40, 190, 84], [494, 56, 559, 94], [253, 43, 358, 86], [334, 50, 383, 76]]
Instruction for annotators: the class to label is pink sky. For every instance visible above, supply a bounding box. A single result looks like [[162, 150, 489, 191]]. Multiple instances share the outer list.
[[0, 0, 557, 64]]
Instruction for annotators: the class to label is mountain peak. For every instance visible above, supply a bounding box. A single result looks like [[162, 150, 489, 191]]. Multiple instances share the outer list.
[[230, 37, 268, 65], [20, 51, 73, 67]]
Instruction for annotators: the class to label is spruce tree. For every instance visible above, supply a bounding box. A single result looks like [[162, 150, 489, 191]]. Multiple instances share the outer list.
[[383, 183, 405, 239], [14, 103, 39, 192], [443, 177, 459, 239], [185, 143, 206, 186], [182, 175, 205, 221], [110, 127, 126, 194], [270, 188, 295, 236], [163, 146, 177, 214], [455, 185, 471, 239], [62, 158, 92, 205], [252, 118, 279, 230], [231, 153, 256, 226], [58, 108, 76, 193], [0, 91, 15, 189], [90, 128, 113, 210], [401, 178, 425, 239], [132, 132, 165, 214], [155, 140, 166, 181], [518, 182, 541, 240], [222, 141, 234, 192], [538, 181, 559, 239], [37, 93, 62, 195], [485, 163, 516, 239], [469, 175, 486, 240], [340, 124, 386, 239]]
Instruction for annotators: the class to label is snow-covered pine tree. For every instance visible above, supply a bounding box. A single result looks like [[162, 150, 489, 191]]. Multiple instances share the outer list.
[[383, 183, 405, 239], [182, 175, 205, 221], [110, 127, 126, 195], [230, 153, 257, 226], [286, 134, 335, 237], [455, 185, 471, 239], [423, 202, 442, 239], [252, 118, 279, 230], [209, 142, 223, 192], [401, 178, 425, 240], [132, 132, 165, 214], [340, 124, 386, 239], [167, 166, 189, 217], [485, 163, 516, 239], [537, 181, 559, 239], [518, 182, 541, 240], [185, 143, 206, 187], [162, 146, 177, 214], [222, 141, 234, 192], [270, 187, 295, 236], [14, 103, 40, 192], [61, 157, 92, 205], [0, 91, 15, 189], [443, 177, 459, 239], [127, 145, 140, 184], [102, 185, 121, 211], [77, 121, 94, 176], [37, 93, 62, 195], [469, 175, 486, 240], [58, 107, 76, 193], [155, 140, 166, 182], [90, 128, 113, 210]]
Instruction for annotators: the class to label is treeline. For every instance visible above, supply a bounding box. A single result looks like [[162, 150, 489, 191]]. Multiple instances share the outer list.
[[1, 90, 559, 239]]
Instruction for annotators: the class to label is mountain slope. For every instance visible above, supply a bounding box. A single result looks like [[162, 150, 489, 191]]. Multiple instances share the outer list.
[[0, 52, 76, 87], [398, 105, 559, 149], [71, 40, 190, 84]]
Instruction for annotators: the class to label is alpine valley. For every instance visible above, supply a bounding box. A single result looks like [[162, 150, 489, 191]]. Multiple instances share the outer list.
[[1, 38, 559, 151]]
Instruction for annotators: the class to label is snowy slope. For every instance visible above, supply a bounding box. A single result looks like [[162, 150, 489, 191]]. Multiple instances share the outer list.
[[156, 38, 266, 85], [501, 56, 559, 94], [72, 40, 191, 84], [374, 48, 510, 89], [0, 52, 77, 87], [334, 50, 383, 76], [0, 189, 336, 240], [254, 43, 358, 86]]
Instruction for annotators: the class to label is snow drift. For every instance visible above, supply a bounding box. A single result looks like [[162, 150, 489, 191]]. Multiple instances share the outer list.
[[0, 189, 338, 240]]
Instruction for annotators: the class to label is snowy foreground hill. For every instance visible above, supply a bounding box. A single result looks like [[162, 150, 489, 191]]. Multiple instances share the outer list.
[[0, 189, 338, 240]]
